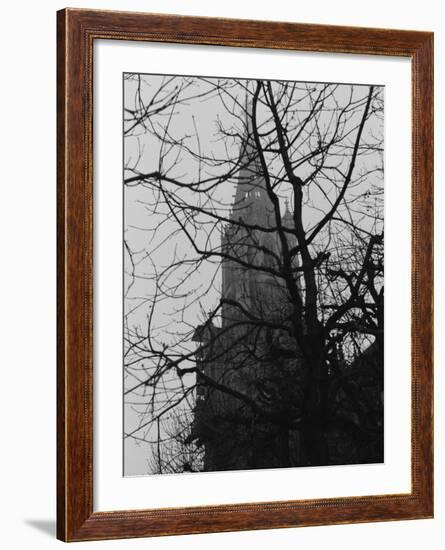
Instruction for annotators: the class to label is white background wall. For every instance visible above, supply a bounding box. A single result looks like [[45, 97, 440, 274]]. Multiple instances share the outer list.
[[0, 0, 442, 548]]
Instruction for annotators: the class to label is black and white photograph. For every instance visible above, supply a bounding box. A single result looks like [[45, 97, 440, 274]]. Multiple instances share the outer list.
[[1, 0, 440, 547], [123, 74, 384, 476]]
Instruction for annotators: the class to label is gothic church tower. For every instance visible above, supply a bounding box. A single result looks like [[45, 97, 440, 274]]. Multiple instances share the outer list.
[[191, 95, 304, 471]]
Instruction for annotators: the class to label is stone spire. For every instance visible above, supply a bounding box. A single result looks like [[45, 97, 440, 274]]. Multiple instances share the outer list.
[[231, 93, 273, 227], [282, 199, 293, 228]]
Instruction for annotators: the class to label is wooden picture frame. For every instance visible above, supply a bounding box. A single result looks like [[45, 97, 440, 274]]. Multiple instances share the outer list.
[[57, 8, 434, 542]]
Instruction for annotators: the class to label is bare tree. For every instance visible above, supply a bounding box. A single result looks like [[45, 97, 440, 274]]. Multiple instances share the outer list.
[[123, 74, 384, 473]]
